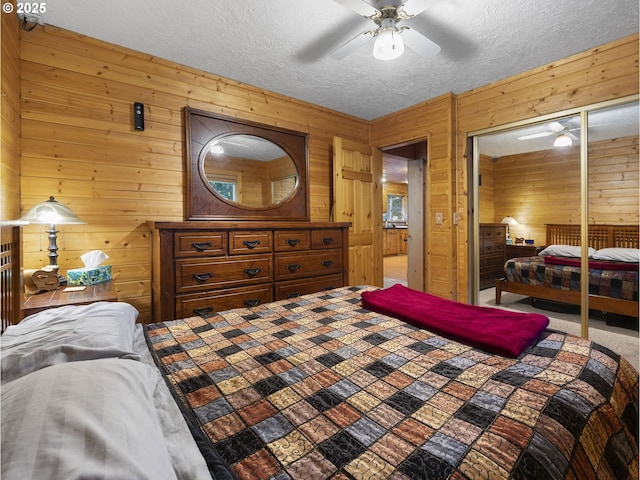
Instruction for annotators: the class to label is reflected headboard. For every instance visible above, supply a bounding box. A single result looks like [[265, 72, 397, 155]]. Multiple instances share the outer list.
[[1, 225, 21, 332], [546, 224, 639, 249]]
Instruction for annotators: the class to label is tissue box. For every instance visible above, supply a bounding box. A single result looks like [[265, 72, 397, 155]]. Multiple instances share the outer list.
[[67, 265, 112, 286]]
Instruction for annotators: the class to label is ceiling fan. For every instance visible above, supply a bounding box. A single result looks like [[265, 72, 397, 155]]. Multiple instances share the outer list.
[[331, 0, 441, 61], [517, 120, 580, 147]]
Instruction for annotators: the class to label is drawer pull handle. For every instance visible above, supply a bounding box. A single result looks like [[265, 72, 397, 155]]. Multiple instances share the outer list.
[[321, 260, 334, 267], [287, 291, 301, 298], [321, 237, 334, 245], [286, 264, 300, 272], [193, 272, 214, 282], [193, 306, 214, 316], [243, 240, 261, 249], [286, 239, 300, 247], [244, 267, 261, 277], [191, 241, 213, 251], [244, 298, 261, 307]]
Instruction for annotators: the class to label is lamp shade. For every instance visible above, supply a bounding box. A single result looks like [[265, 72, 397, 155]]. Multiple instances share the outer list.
[[500, 216, 518, 225], [19, 196, 86, 225]]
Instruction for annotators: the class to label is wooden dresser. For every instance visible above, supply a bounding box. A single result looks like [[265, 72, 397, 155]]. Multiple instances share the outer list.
[[479, 223, 506, 290], [148, 221, 350, 322]]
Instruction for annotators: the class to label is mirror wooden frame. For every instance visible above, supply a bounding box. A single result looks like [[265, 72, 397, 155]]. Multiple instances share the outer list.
[[185, 107, 310, 221]]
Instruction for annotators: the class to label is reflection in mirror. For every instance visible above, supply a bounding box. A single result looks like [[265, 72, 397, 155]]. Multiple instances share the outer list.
[[186, 107, 309, 221], [472, 99, 638, 304], [477, 113, 584, 243], [201, 135, 298, 208]]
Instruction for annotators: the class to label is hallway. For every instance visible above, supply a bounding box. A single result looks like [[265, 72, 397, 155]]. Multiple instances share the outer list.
[[383, 254, 407, 287]]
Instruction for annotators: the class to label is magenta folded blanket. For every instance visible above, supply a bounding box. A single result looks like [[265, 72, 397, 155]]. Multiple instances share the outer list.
[[544, 255, 639, 271], [361, 284, 549, 358]]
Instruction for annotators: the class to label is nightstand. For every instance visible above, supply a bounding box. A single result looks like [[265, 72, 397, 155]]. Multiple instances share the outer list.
[[506, 244, 545, 259], [22, 280, 118, 318]]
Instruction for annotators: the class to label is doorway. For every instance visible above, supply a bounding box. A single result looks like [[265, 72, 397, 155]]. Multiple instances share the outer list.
[[381, 141, 426, 290]]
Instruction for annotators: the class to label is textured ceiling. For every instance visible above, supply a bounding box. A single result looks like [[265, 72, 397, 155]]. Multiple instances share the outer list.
[[38, 0, 638, 121]]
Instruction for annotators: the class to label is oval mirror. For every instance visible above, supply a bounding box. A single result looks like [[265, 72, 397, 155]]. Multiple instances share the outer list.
[[186, 107, 309, 221], [200, 134, 298, 208]]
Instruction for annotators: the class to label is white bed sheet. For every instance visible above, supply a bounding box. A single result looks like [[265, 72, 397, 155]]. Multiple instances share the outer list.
[[133, 325, 214, 480]]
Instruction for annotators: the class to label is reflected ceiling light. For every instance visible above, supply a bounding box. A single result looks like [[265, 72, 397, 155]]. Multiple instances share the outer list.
[[553, 133, 573, 147], [373, 18, 404, 60], [210, 144, 224, 154]]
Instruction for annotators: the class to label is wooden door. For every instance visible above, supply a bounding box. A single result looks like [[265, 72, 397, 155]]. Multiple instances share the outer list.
[[333, 137, 383, 286], [407, 158, 425, 290]]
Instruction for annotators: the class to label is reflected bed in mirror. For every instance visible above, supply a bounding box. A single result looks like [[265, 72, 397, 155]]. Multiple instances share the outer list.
[[186, 108, 310, 221]]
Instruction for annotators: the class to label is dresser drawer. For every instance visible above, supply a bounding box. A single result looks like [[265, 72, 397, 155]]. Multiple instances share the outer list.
[[274, 274, 343, 300], [481, 226, 505, 240], [274, 250, 342, 281], [229, 231, 273, 255], [176, 285, 273, 318], [274, 230, 311, 251], [481, 239, 505, 255], [176, 254, 272, 293], [174, 232, 227, 258], [481, 254, 506, 270], [311, 229, 343, 249]]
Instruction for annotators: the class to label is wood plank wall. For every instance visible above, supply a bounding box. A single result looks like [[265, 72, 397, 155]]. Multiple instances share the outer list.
[[17, 23, 369, 322], [480, 136, 639, 244], [8, 17, 638, 316], [1, 4, 21, 221], [455, 34, 639, 301], [369, 34, 637, 302], [370, 94, 457, 299]]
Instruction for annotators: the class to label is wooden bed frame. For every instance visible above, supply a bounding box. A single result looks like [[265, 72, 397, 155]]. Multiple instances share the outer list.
[[1, 225, 22, 332], [495, 224, 639, 317]]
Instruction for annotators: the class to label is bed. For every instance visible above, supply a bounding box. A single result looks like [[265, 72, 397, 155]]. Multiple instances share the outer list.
[[1, 226, 638, 479], [496, 224, 639, 318]]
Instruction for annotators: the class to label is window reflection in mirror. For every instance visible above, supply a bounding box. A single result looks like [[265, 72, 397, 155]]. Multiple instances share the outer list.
[[200, 134, 298, 208]]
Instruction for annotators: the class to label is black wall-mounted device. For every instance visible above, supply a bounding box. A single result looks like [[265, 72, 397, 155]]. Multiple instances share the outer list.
[[133, 102, 145, 131]]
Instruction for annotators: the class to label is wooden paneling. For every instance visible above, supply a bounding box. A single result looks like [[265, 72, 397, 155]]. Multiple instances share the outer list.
[[19, 25, 368, 321], [371, 93, 457, 299], [484, 136, 639, 245], [456, 34, 639, 302], [1, 6, 21, 222], [13, 20, 638, 316]]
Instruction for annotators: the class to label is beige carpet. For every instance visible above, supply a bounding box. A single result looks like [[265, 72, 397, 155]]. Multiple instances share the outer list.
[[480, 288, 639, 371]]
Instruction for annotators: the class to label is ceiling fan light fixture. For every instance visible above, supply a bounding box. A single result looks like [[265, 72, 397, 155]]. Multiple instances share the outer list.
[[210, 143, 224, 154], [373, 19, 404, 60], [553, 133, 573, 147]]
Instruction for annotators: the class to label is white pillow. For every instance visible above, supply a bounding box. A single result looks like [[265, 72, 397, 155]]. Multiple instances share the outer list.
[[538, 244, 595, 258], [1, 358, 178, 480], [592, 247, 640, 263], [1, 302, 139, 383]]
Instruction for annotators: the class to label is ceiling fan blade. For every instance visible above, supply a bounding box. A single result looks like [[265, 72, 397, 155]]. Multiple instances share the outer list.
[[333, 0, 379, 17], [401, 28, 440, 58], [547, 122, 565, 132], [330, 30, 374, 59], [517, 131, 554, 141], [400, 0, 434, 16]]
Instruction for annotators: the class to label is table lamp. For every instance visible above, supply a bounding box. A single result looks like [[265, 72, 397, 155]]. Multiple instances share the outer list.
[[501, 216, 518, 244], [19, 196, 86, 284]]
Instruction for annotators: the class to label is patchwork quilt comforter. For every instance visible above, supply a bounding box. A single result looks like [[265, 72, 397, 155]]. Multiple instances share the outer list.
[[145, 286, 638, 480], [504, 256, 638, 301]]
